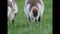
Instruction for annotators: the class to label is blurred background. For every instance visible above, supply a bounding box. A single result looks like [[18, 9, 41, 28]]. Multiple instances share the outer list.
[[8, 0, 52, 34]]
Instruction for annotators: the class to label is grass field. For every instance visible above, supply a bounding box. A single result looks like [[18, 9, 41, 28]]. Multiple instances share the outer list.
[[8, 0, 52, 34]]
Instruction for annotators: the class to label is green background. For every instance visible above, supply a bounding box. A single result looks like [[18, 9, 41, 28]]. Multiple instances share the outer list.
[[8, 0, 52, 34]]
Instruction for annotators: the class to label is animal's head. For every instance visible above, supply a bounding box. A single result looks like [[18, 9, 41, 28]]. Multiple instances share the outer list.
[[31, 6, 40, 23]]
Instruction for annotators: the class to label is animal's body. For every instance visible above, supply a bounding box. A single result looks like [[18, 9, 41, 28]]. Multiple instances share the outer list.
[[8, 0, 18, 23], [24, 0, 44, 23]]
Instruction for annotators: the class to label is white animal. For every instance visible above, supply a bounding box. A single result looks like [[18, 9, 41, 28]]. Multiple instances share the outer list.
[[8, 0, 18, 23], [24, 0, 44, 23]]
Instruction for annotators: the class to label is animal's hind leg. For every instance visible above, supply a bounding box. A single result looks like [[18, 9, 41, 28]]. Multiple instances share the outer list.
[[12, 13, 17, 24], [11, 17, 15, 24], [28, 16, 31, 22], [9, 12, 16, 24], [26, 16, 31, 26]]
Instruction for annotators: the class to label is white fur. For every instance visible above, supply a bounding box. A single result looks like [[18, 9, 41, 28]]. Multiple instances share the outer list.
[[8, 0, 18, 21]]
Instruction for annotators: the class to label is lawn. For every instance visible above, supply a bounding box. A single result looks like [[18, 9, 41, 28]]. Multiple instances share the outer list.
[[8, 0, 52, 34]]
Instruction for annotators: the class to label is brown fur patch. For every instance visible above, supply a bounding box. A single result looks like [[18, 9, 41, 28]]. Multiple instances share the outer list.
[[32, 7, 38, 18]]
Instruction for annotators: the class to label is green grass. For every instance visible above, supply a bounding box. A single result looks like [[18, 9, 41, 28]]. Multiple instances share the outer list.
[[8, 0, 52, 34]]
